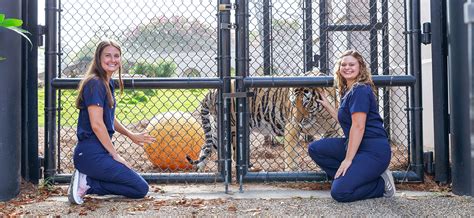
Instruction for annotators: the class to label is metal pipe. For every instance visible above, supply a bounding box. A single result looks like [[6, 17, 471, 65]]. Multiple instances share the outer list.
[[319, 0, 328, 74], [44, 0, 58, 179], [369, 0, 378, 75], [243, 75, 416, 88], [448, 0, 472, 196], [51, 78, 223, 89], [464, 0, 474, 196], [22, 0, 40, 184], [218, 0, 233, 191], [303, 0, 313, 72], [235, 0, 250, 193], [263, 0, 271, 75], [52, 173, 224, 183], [382, 0, 391, 142], [431, 0, 450, 184], [0, 0, 22, 201], [408, 0, 424, 182], [242, 171, 421, 182]]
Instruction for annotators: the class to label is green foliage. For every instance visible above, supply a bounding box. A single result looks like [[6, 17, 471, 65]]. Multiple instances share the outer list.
[[39, 177, 55, 192], [120, 90, 150, 104], [0, 13, 32, 61], [130, 60, 177, 77], [38, 88, 209, 127]]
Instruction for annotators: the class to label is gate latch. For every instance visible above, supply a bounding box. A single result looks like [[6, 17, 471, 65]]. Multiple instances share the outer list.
[[219, 3, 236, 11], [223, 92, 254, 99]]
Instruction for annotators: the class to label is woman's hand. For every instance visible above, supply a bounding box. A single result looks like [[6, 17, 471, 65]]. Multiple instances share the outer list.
[[334, 159, 352, 179], [129, 132, 156, 146], [317, 90, 338, 121], [112, 153, 132, 169], [316, 90, 332, 109]]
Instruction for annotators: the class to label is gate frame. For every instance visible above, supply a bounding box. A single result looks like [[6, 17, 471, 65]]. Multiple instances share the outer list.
[[234, 0, 424, 189], [43, 0, 425, 188]]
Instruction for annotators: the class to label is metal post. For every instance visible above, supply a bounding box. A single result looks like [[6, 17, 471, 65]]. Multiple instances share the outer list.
[[448, 0, 472, 196], [218, 0, 232, 192], [45, 0, 58, 179], [0, 0, 22, 201], [431, 0, 450, 184], [319, 0, 328, 74], [303, 0, 312, 72], [369, 0, 378, 74], [464, 0, 474, 196], [21, 0, 40, 184], [408, 0, 424, 181], [447, 0, 472, 195], [382, 0, 391, 139], [263, 0, 271, 75], [235, 0, 250, 192]]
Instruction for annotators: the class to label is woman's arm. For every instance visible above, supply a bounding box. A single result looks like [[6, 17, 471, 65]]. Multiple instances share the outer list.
[[317, 91, 338, 121], [114, 118, 155, 146], [334, 112, 366, 179], [88, 105, 131, 168]]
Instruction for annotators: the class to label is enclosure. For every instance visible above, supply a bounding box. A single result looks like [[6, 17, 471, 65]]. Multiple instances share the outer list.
[[38, 0, 424, 191]]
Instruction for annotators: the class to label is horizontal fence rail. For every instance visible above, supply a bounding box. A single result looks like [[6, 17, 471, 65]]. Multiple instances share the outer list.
[[51, 78, 223, 89]]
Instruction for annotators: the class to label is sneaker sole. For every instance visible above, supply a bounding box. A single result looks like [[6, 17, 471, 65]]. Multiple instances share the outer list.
[[68, 170, 83, 204], [383, 169, 396, 197]]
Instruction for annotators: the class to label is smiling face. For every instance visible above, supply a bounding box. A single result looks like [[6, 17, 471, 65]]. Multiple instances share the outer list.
[[338, 55, 360, 85], [100, 45, 121, 77]]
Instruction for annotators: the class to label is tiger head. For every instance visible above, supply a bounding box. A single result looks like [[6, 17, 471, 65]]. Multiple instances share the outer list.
[[290, 87, 323, 116], [289, 86, 340, 137]]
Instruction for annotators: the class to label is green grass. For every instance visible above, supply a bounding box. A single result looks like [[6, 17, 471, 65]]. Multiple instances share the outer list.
[[38, 88, 209, 127]]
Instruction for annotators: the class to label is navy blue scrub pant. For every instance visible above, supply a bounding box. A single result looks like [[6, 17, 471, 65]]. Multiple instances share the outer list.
[[73, 137, 149, 198], [308, 137, 391, 202]]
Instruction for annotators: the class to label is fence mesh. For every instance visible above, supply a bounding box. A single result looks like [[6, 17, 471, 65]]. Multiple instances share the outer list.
[[53, 0, 410, 180]]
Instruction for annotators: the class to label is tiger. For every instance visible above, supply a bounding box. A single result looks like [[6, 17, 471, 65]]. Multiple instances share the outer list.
[[186, 75, 341, 172]]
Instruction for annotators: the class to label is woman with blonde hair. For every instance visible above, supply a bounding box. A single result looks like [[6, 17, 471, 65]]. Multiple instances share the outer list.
[[68, 39, 155, 204], [308, 50, 395, 202]]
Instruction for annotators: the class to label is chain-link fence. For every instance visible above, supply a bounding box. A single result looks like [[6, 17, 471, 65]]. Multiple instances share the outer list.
[[48, 0, 414, 183]]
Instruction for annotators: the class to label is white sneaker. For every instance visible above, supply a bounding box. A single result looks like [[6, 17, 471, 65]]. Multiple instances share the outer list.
[[78, 172, 90, 197], [68, 170, 84, 205], [381, 168, 396, 197]]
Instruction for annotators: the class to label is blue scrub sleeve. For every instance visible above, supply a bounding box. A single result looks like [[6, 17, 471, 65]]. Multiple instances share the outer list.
[[349, 85, 371, 114], [83, 79, 106, 108]]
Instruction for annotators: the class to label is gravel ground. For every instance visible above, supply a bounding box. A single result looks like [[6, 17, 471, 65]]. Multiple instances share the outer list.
[[9, 194, 474, 216], [2, 182, 473, 216]]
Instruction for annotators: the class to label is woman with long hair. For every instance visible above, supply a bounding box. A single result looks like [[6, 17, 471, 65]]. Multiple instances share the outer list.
[[308, 50, 395, 202], [68, 39, 155, 204]]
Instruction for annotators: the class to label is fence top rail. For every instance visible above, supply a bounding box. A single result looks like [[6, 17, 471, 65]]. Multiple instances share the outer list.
[[51, 75, 415, 90], [51, 77, 223, 89], [243, 75, 416, 88]]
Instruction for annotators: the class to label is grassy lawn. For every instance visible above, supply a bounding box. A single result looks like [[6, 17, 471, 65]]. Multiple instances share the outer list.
[[38, 88, 209, 127]]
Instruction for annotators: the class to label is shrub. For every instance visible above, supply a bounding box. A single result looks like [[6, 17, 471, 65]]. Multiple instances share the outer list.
[[130, 60, 176, 78]]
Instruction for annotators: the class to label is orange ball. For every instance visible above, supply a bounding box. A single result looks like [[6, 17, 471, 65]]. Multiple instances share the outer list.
[[144, 112, 204, 171]]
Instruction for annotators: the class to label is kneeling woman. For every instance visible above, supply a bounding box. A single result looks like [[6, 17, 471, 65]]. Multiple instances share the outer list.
[[308, 50, 396, 202], [68, 39, 155, 204]]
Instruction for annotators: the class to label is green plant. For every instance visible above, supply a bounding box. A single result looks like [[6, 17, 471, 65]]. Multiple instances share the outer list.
[[38, 177, 55, 192], [0, 13, 32, 61], [130, 60, 176, 77]]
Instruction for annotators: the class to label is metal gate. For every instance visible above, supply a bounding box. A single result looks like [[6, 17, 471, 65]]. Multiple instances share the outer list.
[[42, 0, 424, 189]]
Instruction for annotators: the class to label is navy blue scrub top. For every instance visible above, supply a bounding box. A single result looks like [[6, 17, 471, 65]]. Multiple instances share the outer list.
[[337, 84, 387, 139], [76, 78, 116, 141]]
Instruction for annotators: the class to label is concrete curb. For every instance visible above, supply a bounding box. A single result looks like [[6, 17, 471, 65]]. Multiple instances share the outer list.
[[49, 184, 440, 202]]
